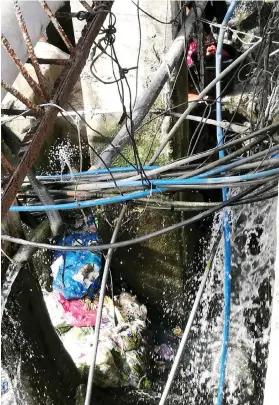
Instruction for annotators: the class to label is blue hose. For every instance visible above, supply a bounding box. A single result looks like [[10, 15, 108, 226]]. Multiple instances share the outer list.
[[31, 156, 279, 183], [215, 2, 237, 404], [33, 152, 278, 182], [9, 168, 278, 212], [11, 187, 165, 211]]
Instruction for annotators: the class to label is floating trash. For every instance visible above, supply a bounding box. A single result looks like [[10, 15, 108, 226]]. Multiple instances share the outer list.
[[172, 327, 183, 338], [44, 290, 149, 388], [52, 216, 103, 300]]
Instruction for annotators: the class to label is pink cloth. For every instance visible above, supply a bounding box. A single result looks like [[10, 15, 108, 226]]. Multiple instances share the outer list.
[[187, 41, 198, 66], [206, 44, 229, 57], [57, 293, 97, 327], [187, 41, 230, 66]]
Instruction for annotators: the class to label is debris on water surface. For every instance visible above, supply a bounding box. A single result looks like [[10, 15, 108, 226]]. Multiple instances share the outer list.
[[172, 327, 183, 338], [44, 290, 149, 388], [1, 369, 14, 405]]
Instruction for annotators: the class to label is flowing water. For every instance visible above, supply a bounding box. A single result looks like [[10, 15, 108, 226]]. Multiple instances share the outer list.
[[1, 137, 277, 405], [102, 193, 277, 405], [150, 194, 277, 405]]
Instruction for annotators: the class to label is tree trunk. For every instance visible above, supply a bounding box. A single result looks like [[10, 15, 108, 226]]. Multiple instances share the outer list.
[[1, 264, 81, 405]]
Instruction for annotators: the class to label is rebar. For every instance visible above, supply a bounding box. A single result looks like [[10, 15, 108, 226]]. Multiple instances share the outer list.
[[2, 2, 114, 219], [40, 0, 74, 53], [85, 205, 127, 405], [13, 0, 50, 100], [1, 33, 46, 102], [1, 154, 14, 174], [1, 79, 43, 114], [79, 0, 94, 12], [27, 57, 71, 66]]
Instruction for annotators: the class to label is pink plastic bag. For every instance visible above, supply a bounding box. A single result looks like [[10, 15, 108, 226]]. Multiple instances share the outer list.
[[187, 41, 230, 66], [187, 41, 198, 66], [57, 293, 97, 327]]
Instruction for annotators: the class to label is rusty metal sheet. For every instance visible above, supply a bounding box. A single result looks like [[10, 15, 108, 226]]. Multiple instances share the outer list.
[[1, 3, 113, 218], [40, 0, 74, 53], [13, 0, 50, 100], [1, 79, 43, 114], [1, 33, 46, 102]]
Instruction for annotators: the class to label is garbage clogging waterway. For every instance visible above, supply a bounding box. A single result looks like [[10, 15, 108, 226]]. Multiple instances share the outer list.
[[60, 195, 277, 404]]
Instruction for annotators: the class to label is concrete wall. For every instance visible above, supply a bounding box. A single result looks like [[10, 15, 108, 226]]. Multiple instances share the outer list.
[[70, 0, 174, 152], [70, 0, 189, 322]]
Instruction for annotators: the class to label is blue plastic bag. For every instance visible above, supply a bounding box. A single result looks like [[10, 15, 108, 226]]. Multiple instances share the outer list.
[[52, 217, 103, 300], [1, 379, 8, 396]]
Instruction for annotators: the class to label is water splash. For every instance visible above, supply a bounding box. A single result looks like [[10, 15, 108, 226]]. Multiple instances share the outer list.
[[180, 195, 277, 405]]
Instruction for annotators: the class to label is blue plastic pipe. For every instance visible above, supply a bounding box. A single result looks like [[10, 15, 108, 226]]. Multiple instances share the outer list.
[[215, 2, 237, 404], [33, 152, 279, 182], [9, 168, 278, 212]]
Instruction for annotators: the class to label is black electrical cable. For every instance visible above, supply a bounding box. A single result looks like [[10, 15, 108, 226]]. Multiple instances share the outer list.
[[1, 182, 272, 252], [30, 190, 276, 210], [134, 0, 142, 110], [58, 109, 124, 196], [18, 182, 278, 210], [88, 10, 151, 188], [131, 0, 183, 25], [179, 123, 279, 179], [108, 25, 152, 188], [65, 101, 137, 169], [187, 103, 212, 156]]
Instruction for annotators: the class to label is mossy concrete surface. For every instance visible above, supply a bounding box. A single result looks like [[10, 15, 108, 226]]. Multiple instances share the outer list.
[[101, 207, 185, 326]]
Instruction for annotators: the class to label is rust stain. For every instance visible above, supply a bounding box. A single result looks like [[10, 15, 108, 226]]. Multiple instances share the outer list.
[[27, 57, 71, 66], [13, 0, 50, 100], [1, 154, 14, 174], [2, 2, 113, 218], [79, 1, 94, 12], [40, 0, 74, 53], [1, 79, 43, 114], [1, 33, 46, 102]]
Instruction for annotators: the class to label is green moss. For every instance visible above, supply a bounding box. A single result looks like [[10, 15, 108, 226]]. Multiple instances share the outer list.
[[92, 122, 120, 145], [112, 100, 171, 167], [142, 378, 152, 389]]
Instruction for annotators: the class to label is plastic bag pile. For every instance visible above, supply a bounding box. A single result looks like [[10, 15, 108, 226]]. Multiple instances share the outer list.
[[44, 217, 149, 388]]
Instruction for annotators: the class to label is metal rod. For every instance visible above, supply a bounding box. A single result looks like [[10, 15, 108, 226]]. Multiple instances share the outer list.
[[1, 2, 114, 219], [85, 205, 127, 405], [13, 0, 50, 100], [168, 112, 248, 133], [159, 228, 222, 405], [1, 153, 14, 174], [1, 79, 43, 114], [39, 0, 74, 53], [26, 57, 71, 66], [1, 33, 46, 102], [79, 0, 94, 12]]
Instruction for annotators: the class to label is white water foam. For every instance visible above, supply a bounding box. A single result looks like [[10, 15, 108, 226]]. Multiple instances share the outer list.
[[179, 194, 277, 405]]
